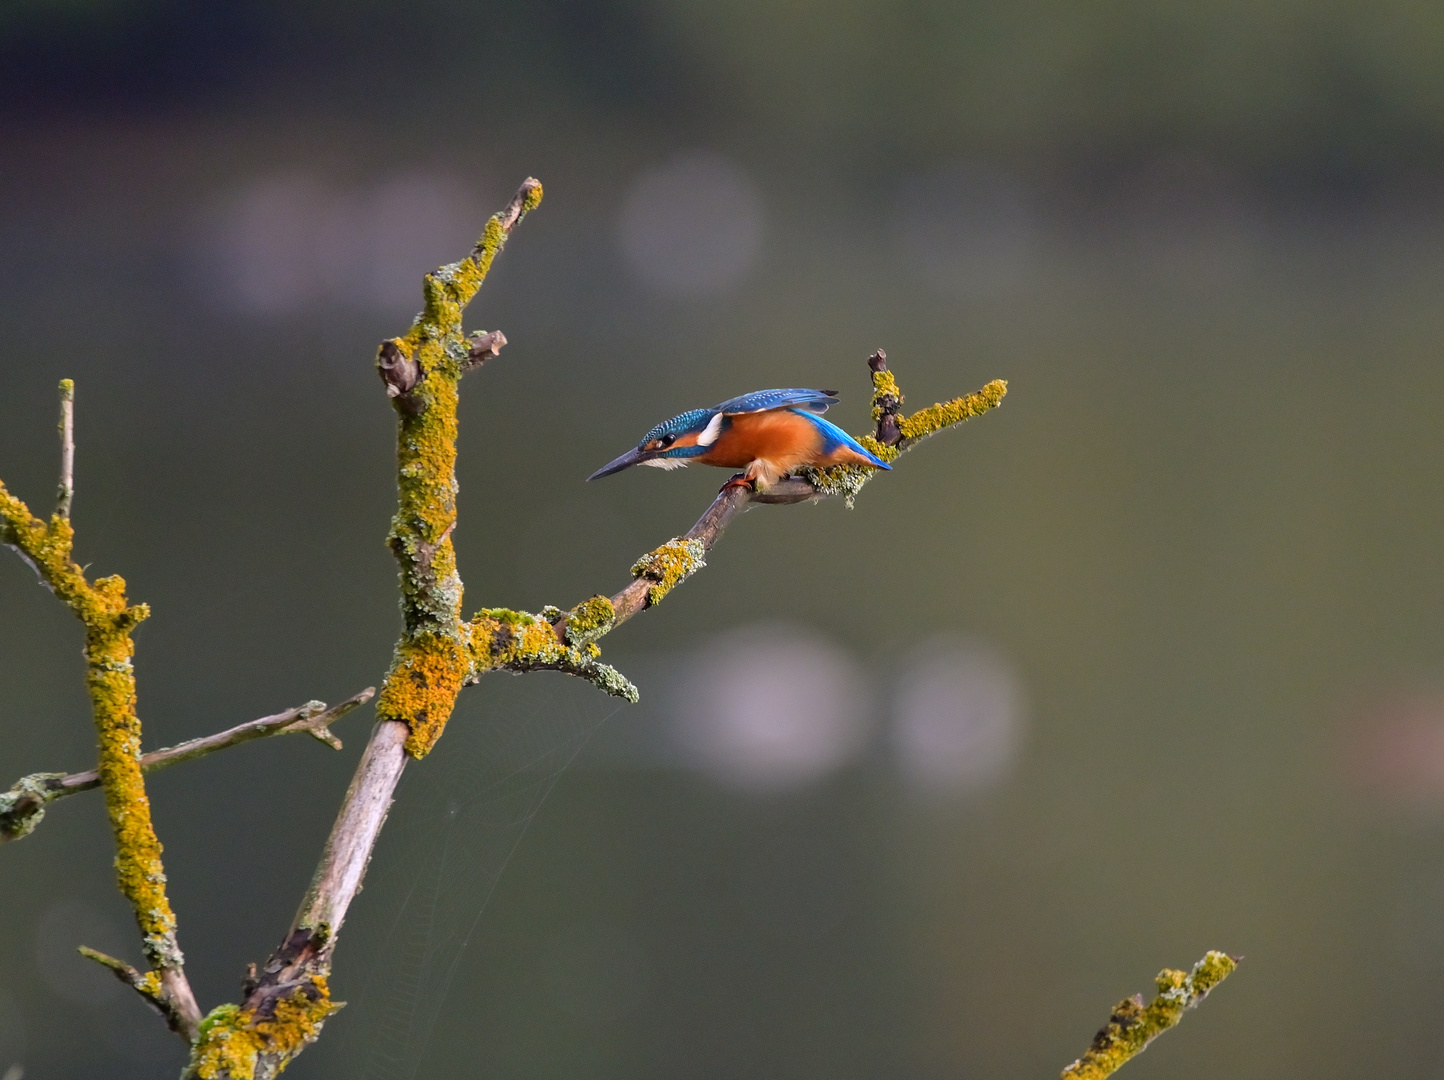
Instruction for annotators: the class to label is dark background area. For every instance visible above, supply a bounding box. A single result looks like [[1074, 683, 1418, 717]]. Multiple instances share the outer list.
[[5, 1, 1444, 1077]]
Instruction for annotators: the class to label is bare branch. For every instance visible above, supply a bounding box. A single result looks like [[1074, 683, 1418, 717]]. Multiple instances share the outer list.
[[1061, 951, 1238, 1079], [184, 721, 406, 1079], [291, 718, 410, 939], [56, 378, 74, 519], [0, 689, 375, 845]]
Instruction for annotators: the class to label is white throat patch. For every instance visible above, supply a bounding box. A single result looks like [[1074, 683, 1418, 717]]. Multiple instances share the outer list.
[[642, 457, 690, 470]]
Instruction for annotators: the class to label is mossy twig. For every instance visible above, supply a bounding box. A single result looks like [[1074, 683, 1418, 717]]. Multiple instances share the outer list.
[[469, 606, 638, 701], [0, 379, 201, 1040], [1061, 951, 1238, 1079]]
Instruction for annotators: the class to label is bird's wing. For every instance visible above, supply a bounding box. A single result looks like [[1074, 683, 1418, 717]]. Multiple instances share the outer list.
[[714, 388, 839, 416], [795, 411, 892, 469]]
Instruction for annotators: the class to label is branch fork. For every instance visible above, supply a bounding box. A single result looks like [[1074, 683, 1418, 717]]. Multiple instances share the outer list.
[[2, 176, 1014, 1079]]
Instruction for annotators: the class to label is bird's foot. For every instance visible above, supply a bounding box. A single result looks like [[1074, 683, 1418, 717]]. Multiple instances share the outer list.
[[719, 474, 757, 494]]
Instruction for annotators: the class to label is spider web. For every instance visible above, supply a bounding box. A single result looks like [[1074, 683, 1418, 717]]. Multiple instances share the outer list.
[[336, 670, 625, 1080]]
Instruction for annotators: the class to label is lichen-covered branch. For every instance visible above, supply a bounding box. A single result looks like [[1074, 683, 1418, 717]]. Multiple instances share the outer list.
[[180, 181, 545, 1080], [0, 689, 374, 844], [373, 177, 542, 761], [1060, 951, 1238, 1080], [794, 349, 1007, 507], [3, 176, 1006, 1077], [469, 605, 639, 701], [0, 380, 201, 1040]]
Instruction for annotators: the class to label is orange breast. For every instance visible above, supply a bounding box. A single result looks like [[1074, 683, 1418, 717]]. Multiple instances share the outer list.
[[695, 410, 824, 471]]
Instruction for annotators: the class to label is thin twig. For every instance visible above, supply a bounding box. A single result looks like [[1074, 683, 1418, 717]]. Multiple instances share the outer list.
[[78, 946, 195, 1038], [56, 379, 74, 519], [0, 689, 375, 845]]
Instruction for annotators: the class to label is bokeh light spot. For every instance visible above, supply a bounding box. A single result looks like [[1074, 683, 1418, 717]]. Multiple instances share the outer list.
[[889, 636, 1025, 796], [668, 623, 870, 790]]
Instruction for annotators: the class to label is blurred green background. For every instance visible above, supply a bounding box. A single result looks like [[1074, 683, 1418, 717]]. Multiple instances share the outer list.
[[5, 1, 1444, 1077]]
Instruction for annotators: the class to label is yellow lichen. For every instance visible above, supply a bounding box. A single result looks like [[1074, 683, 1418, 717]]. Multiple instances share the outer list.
[[0, 479, 180, 970], [189, 979, 341, 1080], [136, 969, 164, 1000], [796, 377, 1005, 507], [564, 594, 615, 645], [897, 378, 1007, 443], [630, 538, 706, 606], [1060, 951, 1237, 1080], [870, 367, 903, 422], [377, 634, 471, 759]]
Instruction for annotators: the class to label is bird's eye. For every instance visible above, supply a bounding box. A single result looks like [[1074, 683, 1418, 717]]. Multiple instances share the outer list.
[[660, 434, 677, 447]]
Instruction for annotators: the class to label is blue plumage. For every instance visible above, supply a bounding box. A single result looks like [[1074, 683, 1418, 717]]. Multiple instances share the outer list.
[[639, 408, 714, 447], [714, 388, 838, 415], [794, 410, 892, 470]]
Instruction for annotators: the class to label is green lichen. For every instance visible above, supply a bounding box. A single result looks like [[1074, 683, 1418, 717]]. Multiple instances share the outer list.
[[564, 595, 615, 645], [797, 434, 898, 509], [469, 607, 638, 703], [587, 662, 639, 700], [897, 378, 1007, 444], [0, 771, 66, 842], [1061, 951, 1238, 1080], [631, 538, 706, 606], [0, 478, 181, 971], [188, 978, 341, 1080]]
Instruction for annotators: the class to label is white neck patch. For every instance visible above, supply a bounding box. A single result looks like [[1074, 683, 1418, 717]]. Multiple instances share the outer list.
[[695, 411, 725, 447]]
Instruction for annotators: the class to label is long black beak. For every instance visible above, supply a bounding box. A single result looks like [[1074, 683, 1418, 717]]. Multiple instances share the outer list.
[[587, 446, 650, 481]]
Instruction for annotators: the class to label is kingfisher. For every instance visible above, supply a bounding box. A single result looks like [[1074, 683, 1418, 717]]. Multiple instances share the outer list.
[[588, 388, 891, 491]]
